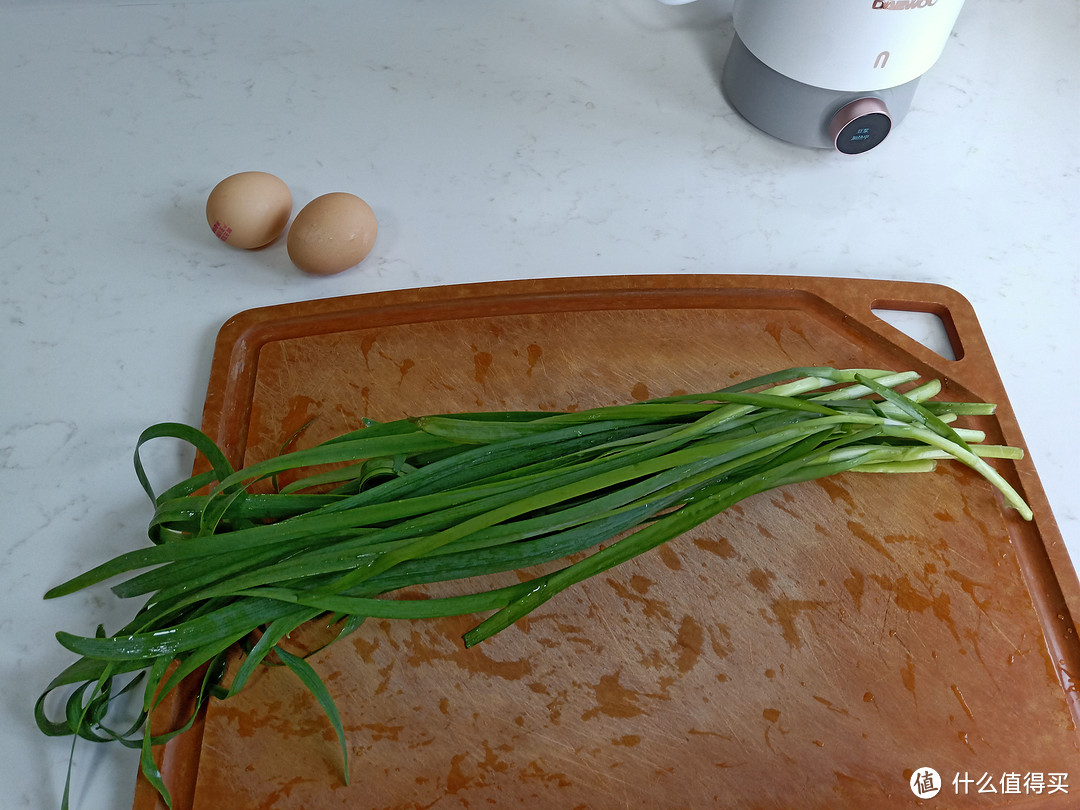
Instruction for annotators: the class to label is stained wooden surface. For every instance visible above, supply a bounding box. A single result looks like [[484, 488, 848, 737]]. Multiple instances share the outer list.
[[134, 275, 1080, 809]]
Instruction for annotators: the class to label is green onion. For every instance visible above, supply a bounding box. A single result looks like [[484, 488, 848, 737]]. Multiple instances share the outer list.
[[37, 366, 1032, 809]]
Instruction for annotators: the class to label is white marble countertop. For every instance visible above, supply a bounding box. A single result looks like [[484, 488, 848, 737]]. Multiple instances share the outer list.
[[2, 1, 1077, 808]]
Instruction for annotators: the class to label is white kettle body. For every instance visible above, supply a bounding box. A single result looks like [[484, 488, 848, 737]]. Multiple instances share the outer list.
[[721, 0, 966, 153]]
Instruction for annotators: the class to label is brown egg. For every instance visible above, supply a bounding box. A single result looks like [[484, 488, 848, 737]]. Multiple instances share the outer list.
[[287, 192, 378, 275], [205, 171, 292, 249]]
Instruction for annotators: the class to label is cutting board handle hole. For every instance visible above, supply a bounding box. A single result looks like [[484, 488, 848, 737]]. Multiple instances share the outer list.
[[871, 304, 960, 362]]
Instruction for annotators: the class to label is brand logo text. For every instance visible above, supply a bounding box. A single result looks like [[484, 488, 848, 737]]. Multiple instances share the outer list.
[[873, 0, 938, 9]]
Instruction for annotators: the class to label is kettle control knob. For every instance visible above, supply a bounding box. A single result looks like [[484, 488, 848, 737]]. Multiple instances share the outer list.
[[829, 98, 893, 154]]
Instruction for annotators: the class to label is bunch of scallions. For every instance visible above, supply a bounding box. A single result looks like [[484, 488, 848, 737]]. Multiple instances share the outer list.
[[37, 367, 1032, 808]]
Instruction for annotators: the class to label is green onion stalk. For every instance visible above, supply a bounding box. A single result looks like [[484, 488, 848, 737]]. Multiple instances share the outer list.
[[36, 367, 1031, 808]]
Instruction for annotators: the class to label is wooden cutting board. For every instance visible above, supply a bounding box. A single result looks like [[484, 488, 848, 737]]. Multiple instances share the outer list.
[[133, 275, 1080, 810]]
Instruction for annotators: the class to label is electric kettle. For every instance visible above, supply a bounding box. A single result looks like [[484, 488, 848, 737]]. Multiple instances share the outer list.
[[666, 0, 967, 153]]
